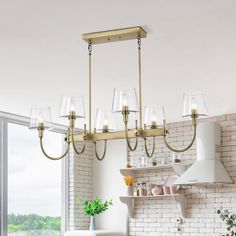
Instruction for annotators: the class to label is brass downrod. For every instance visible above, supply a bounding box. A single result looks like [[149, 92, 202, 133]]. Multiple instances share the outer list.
[[138, 36, 143, 129], [88, 42, 92, 133]]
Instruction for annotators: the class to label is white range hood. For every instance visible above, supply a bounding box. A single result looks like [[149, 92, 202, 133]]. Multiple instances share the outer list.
[[175, 122, 233, 185]]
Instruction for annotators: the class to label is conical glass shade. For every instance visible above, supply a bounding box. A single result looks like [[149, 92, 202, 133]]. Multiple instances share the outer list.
[[59, 95, 85, 118], [112, 88, 139, 113], [29, 106, 52, 129], [94, 110, 116, 132], [182, 93, 208, 117], [144, 106, 165, 128]]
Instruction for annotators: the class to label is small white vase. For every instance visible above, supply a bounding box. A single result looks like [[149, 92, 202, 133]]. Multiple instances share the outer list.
[[89, 216, 96, 230], [127, 186, 133, 196]]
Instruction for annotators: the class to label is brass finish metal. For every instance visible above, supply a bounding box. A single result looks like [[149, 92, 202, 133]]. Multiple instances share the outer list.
[[88, 43, 92, 133], [163, 119, 197, 153], [71, 127, 86, 155], [37, 26, 199, 161], [82, 26, 146, 44], [69, 111, 76, 129], [69, 127, 165, 142], [40, 137, 70, 160], [144, 137, 155, 158], [37, 124, 44, 138], [122, 107, 129, 124], [124, 122, 138, 151], [94, 140, 107, 161], [137, 37, 143, 129]]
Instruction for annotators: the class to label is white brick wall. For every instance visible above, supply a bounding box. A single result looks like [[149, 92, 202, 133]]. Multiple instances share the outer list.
[[128, 114, 236, 236], [68, 142, 93, 230]]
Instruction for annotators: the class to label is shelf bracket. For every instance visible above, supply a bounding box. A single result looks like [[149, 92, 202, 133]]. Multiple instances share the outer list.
[[172, 194, 186, 218], [120, 197, 134, 218]]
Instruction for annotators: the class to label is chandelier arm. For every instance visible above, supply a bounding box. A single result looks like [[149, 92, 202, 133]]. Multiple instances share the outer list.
[[125, 122, 138, 151], [71, 128, 86, 156], [144, 137, 156, 158], [94, 140, 107, 161], [39, 137, 70, 160], [163, 124, 197, 153]]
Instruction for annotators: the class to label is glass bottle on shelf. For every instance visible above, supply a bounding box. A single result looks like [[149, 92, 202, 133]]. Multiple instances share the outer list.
[[126, 159, 132, 168], [140, 156, 147, 167], [133, 185, 138, 196], [136, 183, 141, 196], [151, 156, 157, 166], [130, 156, 138, 167], [141, 182, 147, 196], [172, 152, 181, 163]]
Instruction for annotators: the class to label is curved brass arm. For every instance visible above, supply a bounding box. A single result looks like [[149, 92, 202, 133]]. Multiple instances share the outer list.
[[144, 137, 155, 158], [94, 140, 107, 161], [163, 124, 197, 153], [125, 122, 138, 151], [71, 128, 86, 156], [40, 137, 70, 160]]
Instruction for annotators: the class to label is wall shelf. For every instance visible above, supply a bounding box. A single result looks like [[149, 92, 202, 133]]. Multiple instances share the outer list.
[[120, 194, 186, 218], [120, 163, 186, 176]]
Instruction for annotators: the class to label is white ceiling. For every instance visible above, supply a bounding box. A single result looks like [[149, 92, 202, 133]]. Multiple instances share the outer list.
[[0, 0, 236, 127]]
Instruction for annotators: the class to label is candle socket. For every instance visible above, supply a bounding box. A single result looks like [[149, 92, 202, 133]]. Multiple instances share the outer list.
[[191, 109, 198, 126], [37, 123, 44, 138], [103, 125, 109, 133], [122, 106, 129, 123], [69, 111, 76, 129], [122, 105, 129, 112], [191, 109, 198, 121], [151, 121, 157, 129]]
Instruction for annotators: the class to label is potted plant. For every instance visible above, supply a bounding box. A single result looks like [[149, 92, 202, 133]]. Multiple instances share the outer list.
[[77, 197, 112, 230], [217, 209, 236, 236]]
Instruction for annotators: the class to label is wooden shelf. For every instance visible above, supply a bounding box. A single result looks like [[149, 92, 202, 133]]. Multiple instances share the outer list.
[[120, 194, 186, 218], [120, 163, 186, 176]]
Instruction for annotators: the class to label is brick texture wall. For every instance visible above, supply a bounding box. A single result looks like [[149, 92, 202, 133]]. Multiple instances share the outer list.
[[128, 114, 236, 236], [68, 142, 93, 230], [68, 114, 236, 235]]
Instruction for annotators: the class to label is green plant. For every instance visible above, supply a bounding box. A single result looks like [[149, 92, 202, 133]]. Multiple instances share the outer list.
[[217, 209, 236, 236], [77, 197, 112, 216]]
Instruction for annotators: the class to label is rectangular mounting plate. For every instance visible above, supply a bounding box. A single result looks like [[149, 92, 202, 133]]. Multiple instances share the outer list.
[[82, 26, 146, 44]]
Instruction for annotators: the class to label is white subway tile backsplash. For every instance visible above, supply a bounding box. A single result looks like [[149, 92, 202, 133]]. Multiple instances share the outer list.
[[127, 114, 236, 236]]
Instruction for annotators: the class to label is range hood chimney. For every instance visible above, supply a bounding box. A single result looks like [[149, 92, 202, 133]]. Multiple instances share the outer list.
[[175, 122, 233, 185]]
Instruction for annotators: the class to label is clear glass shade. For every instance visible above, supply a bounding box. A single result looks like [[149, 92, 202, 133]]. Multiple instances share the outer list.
[[112, 88, 139, 113], [59, 95, 85, 118], [94, 110, 116, 132], [29, 106, 52, 129], [144, 106, 165, 127], [182, 93, 208, 117]]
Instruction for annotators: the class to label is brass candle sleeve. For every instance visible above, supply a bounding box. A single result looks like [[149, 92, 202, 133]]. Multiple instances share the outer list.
[[144, 137, 156, 158], [163, 122, 197, 153], [94, 140, 107, 161]]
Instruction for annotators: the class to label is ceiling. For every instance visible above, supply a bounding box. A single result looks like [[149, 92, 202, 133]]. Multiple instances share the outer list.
[[0, 0, 236, 127]]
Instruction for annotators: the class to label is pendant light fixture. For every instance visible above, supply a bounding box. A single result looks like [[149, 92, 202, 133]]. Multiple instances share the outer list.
[[29, 26, 208, 161]]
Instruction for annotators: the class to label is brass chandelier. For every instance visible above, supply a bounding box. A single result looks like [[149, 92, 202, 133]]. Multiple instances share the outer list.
[[29, 26, 208, 161]]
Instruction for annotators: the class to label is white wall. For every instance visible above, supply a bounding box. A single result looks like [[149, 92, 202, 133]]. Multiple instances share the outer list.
[[93, 140, 127, 234], [0, 0, 236, 127]]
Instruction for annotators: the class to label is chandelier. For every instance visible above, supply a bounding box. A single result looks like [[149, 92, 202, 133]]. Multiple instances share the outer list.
[[29, 26, 208, 161]]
